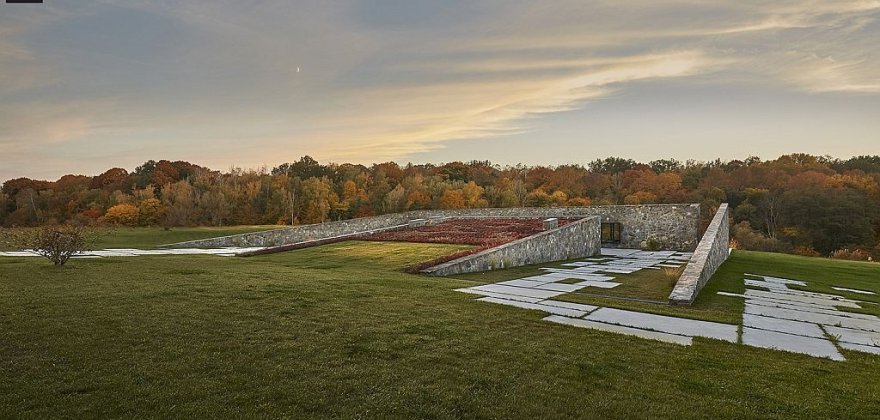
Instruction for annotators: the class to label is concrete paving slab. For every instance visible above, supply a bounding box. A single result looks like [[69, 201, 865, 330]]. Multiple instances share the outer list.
[[574, 281, 621, 289], [599, 268, 639, 274], [744, 303, 880, 332], [519, 274, 572, 283], [537, 300, 599, 313], [584, 308, 738, 342], [744, 289, 861, 308], [758, 288, 853, 300], [745, 279, 789, 290], [560, 273, 616, 282], [534, 283, 587, 293], [600, 248, 640, 257], [823, 325, 880, 347], [477, 297, 589, 318], [543, 315, 693, 346], [832, 287, 876, 295], [743, 297, 877, 320], [571, 267, 610, 274], [469, 284, 564, 300], [743, 314, 825, 338], [454, 288, 544, 303], [742, 327, 844, 361], [759, 276, 808, 286], [742, 274, 807, 286], [838, 342, 880, 355], [539, 269, 604, 278], [498, 279, 556, 288]]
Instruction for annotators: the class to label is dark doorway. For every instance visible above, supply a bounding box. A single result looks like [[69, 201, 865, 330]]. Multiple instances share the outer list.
[[601, 222, 622, 243]]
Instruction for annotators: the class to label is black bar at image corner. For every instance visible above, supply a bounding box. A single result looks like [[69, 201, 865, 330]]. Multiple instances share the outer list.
[[7, 0, 44, 3]]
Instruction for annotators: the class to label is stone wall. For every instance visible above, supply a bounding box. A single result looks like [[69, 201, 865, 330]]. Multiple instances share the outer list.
[[668, 204, 730, 306], [163, 204, 700, 251], [162, 213, 412, 248], [421, 216, 601, 276], [403, 204, 700, 250]]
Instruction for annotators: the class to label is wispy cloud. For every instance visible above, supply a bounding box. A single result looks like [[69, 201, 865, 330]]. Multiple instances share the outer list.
[[0, 0, 878, 180]]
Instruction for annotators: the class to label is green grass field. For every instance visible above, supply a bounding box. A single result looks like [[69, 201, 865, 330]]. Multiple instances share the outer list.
[[2, 235, 880, 418]]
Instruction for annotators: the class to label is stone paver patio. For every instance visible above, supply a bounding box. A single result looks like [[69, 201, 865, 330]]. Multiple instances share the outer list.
[[456, 249, 880, 361]]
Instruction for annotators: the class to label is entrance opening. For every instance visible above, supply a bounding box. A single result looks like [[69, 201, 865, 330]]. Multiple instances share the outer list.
[[601, 222, 622, 243]]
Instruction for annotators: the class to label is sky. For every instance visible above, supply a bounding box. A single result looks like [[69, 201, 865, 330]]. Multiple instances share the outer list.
[[1, 0, 879, 181]]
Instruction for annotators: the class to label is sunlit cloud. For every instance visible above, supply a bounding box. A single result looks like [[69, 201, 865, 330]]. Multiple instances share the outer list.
[[0, 0, 878, 181]]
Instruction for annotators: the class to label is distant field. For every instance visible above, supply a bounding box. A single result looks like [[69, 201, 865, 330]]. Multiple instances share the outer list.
[[1, 240, 879, 418]]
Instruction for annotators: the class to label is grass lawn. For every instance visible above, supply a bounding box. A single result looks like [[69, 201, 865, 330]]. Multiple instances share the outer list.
[[2, 238, 880, 418]]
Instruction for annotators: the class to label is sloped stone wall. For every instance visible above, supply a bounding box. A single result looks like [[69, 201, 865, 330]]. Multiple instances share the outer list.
[[668, 204, 730, 306], [162, 213, 411, 248], [421, 216, 601, 276], [164, 204, 700, 251]]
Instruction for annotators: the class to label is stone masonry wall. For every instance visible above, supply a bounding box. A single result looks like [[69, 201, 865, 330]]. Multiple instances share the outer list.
[[668, 204, 730, 306], [404, 204, 700, 250], [162, 213, 412, 248], [421, 216, 601, 276], [164, 204, 700, 251]]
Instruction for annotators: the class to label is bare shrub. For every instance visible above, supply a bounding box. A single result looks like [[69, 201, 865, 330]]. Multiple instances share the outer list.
[[793, 246, 821, 257], [731, 221, 792, 253], [1, 225, 94, 266], [643, 237, 663, 251], [663, 265, 684, 282], [829, 248, 871, 262]]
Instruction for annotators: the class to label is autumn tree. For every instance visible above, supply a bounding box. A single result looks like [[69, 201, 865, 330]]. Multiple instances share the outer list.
[[200, 187, 230, 227], [162, 181, 196, 228], [440, 189, 466, 209], [461, 181, 487, 208], [300, 177, 333, 223], [104, 203, 140, 226], [138, 198, 164, 226]]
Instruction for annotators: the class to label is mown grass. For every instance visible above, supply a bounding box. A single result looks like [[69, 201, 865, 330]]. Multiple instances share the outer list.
[[2, 240, 880, 418]]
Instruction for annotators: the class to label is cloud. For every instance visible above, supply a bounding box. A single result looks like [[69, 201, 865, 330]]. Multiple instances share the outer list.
[[308, 50, 722, 161], [0, 0, 878, 180]]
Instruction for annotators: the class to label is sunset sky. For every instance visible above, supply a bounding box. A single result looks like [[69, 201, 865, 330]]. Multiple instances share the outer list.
[[1, 0, 879, 181]]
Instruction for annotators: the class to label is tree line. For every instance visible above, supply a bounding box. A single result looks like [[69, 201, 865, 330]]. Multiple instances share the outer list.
[[2, 154, 879, 259]]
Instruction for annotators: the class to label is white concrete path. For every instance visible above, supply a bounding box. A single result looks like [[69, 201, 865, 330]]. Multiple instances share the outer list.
[[458, 254, 880, 362], [0, 247, 266, 258]]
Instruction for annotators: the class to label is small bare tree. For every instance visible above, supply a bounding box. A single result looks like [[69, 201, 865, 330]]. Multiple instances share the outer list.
[[1, 225, 93, 266]]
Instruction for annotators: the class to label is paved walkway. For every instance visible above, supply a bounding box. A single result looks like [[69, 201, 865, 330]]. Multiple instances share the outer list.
[[456, 249, 880, 361], [0, 247, 265, 258]]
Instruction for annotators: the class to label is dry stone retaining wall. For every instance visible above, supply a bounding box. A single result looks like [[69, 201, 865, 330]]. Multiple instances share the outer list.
[[162, 213, 411, 248], [421, 216, 601, 276], [668, 204, 730, 305]]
